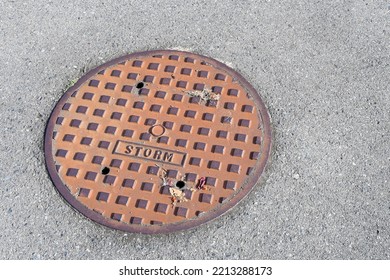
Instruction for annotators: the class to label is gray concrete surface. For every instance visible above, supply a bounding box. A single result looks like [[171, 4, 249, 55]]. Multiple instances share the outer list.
[[0, 0, 389, 259]]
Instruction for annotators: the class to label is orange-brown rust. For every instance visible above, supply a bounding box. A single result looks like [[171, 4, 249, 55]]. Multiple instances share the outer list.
[[45, 50, 271, 233]]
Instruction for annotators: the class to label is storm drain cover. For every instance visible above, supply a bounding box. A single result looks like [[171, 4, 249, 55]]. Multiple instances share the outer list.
[[44, 50, 271, 234]]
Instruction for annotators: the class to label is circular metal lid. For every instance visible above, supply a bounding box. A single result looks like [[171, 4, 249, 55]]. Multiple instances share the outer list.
[[44, 50, 271, 234]]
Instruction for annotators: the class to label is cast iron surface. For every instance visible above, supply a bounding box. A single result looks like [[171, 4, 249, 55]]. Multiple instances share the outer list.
[[44, 50, 271, 234]]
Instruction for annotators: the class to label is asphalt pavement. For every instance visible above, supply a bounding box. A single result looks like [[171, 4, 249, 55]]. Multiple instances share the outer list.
[[0, 0, 389, 259]]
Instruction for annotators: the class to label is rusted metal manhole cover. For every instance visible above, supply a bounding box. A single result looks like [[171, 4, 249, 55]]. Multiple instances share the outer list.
[[44, 50, 271, 234]]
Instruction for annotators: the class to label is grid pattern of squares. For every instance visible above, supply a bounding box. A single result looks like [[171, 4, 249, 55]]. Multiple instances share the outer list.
[[51, 53, 263, 226]]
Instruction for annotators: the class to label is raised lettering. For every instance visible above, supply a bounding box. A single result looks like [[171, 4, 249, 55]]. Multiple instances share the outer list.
[[163, 152, 173, 162], [153, 150, 162, 160], [113, 141, 186, 166], [125, 145, 133, 154], [134, 146, 143, 156], [143, 148, 152, 157]]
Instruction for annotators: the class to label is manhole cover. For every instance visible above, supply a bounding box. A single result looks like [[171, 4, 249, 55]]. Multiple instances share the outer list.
[[44, 50, 271, 234]]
